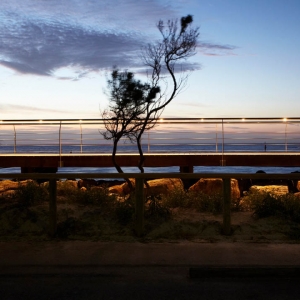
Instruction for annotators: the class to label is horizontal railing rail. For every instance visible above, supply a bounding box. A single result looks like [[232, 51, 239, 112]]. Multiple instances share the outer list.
[[1, 118, 300, 154], [2, 172, 300, 237]]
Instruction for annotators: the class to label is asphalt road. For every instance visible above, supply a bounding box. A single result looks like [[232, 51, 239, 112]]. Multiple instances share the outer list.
[[1, 266, 300, 300]]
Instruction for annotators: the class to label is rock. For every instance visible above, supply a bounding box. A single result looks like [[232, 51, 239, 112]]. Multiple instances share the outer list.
[[109, 184, 126, 196], [78, 179, 98, 189], [108, 178, 184, 196], [109, 179, 135, 196], [296, 181, 300, 192], [0, 180, 34, 193], [122, 179, 136, 195], [90, 186, 104, 191], [188, 178, 240, 200], [145, 178, 184, 196], [249, 185, 289, 196], [42, 180, 78, 190], [57, 180, 78, 189]]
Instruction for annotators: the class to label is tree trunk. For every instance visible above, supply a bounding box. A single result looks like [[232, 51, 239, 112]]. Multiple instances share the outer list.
[[112, 139, 133, 191]]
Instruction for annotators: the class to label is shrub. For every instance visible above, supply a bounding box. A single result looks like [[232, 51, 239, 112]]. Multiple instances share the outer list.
[[14, 181, 48, 207], [145, 195, 171, 221], [189, 191, 223, 214], [245, 191, 300, 222], [162, 189, 224, 214], [74, 186, 117, 207], [114, 195, 135, 226], [161, 188, 192, 208]]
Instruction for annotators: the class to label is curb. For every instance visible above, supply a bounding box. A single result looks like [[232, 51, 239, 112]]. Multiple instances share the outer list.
[[189, 265, 300, 278]]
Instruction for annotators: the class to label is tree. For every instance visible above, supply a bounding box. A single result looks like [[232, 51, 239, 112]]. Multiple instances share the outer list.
[[102, 15, 199, 186], [136, 14, 199, 172], [101, 69, 160, 188]]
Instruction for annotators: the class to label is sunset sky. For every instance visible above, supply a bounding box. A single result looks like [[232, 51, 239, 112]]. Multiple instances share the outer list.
[[1, 0, 300, 120]]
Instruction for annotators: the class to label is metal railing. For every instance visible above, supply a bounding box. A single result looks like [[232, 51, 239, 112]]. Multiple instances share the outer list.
[[1, 118, 300, 155], [2, 171, 300, 237]]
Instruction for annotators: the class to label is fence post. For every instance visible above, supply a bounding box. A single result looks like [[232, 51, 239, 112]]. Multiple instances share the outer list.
[[135, 178, 144, 237], [222, 178, 231, 235], [49, 179, 57, 237]]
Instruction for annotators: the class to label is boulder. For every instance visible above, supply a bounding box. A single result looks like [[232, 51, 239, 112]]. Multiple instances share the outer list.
[[296, 181, 300, 192], [145, 178, 184, 196], [109, 184, 127, 196], [0, 180, 34, 193], [78, 179, 98, 189], [90, 186, 105, 192], [188, 178, 240, 200], [57, 180, 78, 189], [108, 178, 184, 196], [249, 185, 289, 196]]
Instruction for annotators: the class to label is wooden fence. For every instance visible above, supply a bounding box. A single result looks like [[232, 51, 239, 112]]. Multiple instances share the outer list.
[[2, 172, 300, 237]]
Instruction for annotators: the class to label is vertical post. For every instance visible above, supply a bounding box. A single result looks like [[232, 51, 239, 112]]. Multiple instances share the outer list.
[[49, 179, 57, 237], [135, 178, 144, 237], [216, 123, 218, 152], [222, 178, 231, 235], [285, 122, 288, 152], [59, 122, 63, 167], [221, 119, 225, 166], [13, 125, 16, 153], [80, 123, 83, 153]]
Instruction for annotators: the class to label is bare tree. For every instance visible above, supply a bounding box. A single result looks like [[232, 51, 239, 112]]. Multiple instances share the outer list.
[[102, 15, 199, 187], [136, 14, 199, 172]]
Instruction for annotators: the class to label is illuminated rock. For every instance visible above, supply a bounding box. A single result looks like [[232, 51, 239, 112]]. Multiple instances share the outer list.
[[109, 178, 184, 196], [249, 185, 289, 196], [188, 178, 240, 200]]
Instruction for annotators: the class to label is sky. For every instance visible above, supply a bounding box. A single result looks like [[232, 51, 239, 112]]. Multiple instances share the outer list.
[[0, 0, 300, 120]]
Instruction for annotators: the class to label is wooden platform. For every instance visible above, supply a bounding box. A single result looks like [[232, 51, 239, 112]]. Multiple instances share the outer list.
[[1, 153, 300, 170]]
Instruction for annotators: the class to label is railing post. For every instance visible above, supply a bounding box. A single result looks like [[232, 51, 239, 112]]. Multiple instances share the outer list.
[[59, 121, 63, 167], [135, 178, 144, 237], [222, 178, 231, 235], [13, 125, 16, 153], [49, 179, 57, 237]]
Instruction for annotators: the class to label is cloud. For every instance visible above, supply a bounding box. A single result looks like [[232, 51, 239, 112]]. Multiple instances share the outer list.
[[0, 103, 70, 114], [198, 42, 238, 56], [177, 102, 210, 108], [0, 1, 236, 80], [0, 15, 144, 76]]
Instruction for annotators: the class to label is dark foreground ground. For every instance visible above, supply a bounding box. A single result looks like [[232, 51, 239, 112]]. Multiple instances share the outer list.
[[1, 241, 300, 299], [2, 266, 300, 300]]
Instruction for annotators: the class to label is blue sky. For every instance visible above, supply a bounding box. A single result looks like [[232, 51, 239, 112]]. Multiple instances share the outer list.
[[0, 0, 299, 120]]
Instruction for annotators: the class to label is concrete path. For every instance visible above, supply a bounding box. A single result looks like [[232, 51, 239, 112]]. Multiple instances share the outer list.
[[1, 241, 300, 268]]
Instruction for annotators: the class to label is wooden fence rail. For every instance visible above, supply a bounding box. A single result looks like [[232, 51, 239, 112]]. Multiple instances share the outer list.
[[2, 172, 300, 237]]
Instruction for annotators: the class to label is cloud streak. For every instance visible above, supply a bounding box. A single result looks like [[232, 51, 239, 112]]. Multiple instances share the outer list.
[[0, 1, 237, 79], [199, 42, 238, 56]]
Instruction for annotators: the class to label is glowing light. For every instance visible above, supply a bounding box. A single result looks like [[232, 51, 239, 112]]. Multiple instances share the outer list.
[[283, 118, 287, 122], [242, 118, 245, 121], [39, 120, 43, 123], [159, 118, 164, 122]]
